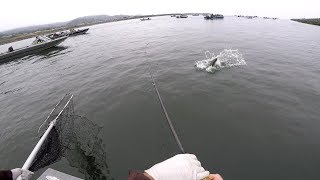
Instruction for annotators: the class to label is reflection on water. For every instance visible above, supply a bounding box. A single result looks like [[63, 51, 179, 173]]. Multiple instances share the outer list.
[[0, 54, 32, 66], [33, 46, 70, 63], [0, 46, 70, 66], [36, 46, 70, 57]]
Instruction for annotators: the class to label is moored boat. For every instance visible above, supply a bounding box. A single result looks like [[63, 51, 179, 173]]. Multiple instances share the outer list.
[[204, 14, 212, 20], [176, 14, 188, 18], [204, 14, 224, 20], [47, 31, 68, 40], [68, 28, 89, 36], [180, 14, 188, 18], [0, 36, 68, 63], [140, 17, 151, 21]]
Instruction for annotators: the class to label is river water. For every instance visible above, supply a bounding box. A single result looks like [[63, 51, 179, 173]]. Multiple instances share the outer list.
[[0, 16, 320, 180]]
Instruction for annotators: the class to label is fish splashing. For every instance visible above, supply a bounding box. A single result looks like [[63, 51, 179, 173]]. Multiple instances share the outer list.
[[195, 49, 246, 73]]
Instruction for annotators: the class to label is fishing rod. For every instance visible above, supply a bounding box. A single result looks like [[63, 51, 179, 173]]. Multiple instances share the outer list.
[[145, 45, 211, 180], [144, 44, 185, 154]]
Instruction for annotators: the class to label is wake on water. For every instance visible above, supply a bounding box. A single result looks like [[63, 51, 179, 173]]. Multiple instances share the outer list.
[[195, 49, 246, 73]]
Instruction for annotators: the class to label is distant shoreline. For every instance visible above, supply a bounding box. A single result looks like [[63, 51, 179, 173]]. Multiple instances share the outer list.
[[291, 18, 320, 26], [0, 28, 68, 46], [0, 20, 124, 46], [4, 15, 314, 46], [0, 14, 175, 46]]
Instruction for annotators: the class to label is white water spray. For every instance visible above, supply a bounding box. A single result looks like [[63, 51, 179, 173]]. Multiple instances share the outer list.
[[195, 49, 246, 73]]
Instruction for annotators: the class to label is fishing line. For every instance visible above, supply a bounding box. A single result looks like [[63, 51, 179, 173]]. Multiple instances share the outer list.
[[144, 43, 185, 154]]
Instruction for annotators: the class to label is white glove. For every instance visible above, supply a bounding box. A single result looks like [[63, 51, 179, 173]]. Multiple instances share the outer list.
[[11, 168, 34, 180], [145, 154, 210, 180]]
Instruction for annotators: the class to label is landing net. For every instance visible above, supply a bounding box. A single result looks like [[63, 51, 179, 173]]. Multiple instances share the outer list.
[[29, 94, 112, 180]]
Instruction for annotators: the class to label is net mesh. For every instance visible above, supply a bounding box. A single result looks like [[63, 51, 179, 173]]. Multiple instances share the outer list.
[[29, 94, 112, 180]]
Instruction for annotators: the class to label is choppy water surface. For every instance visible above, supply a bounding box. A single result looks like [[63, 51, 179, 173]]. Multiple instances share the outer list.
[[0, 16, 320, 180]]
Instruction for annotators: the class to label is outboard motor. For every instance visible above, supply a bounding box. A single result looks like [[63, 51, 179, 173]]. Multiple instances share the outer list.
[[8, 46, 13, 52]]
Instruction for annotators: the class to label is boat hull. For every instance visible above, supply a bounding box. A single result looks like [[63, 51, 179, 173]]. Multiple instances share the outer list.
[[0, 36, 68, 64]]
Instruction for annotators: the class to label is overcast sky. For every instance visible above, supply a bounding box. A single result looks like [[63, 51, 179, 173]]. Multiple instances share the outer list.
[[1, 0, 319, 31]]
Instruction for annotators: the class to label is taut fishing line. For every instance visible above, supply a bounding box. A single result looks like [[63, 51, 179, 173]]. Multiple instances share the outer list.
[[144, 43, 185, 154], [144, 44, 213, 180]]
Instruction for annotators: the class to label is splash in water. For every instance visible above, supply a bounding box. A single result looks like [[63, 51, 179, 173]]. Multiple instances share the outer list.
[[195, 49, 246, 73]]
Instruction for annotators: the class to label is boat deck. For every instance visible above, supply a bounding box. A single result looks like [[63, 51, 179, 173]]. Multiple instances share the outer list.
[[37, 168, 83, 180]]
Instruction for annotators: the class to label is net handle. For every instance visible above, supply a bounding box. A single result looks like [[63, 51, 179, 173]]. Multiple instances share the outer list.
[[17, 94, 73, 180]]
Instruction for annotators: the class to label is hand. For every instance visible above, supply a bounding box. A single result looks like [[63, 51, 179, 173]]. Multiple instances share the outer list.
[[11, 168, 34, 180], [145, 154, 210, 180], [208, 174, 223, 180]]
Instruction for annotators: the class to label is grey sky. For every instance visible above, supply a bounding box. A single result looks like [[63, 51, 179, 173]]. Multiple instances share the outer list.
[[1, 0, 319, 31]]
